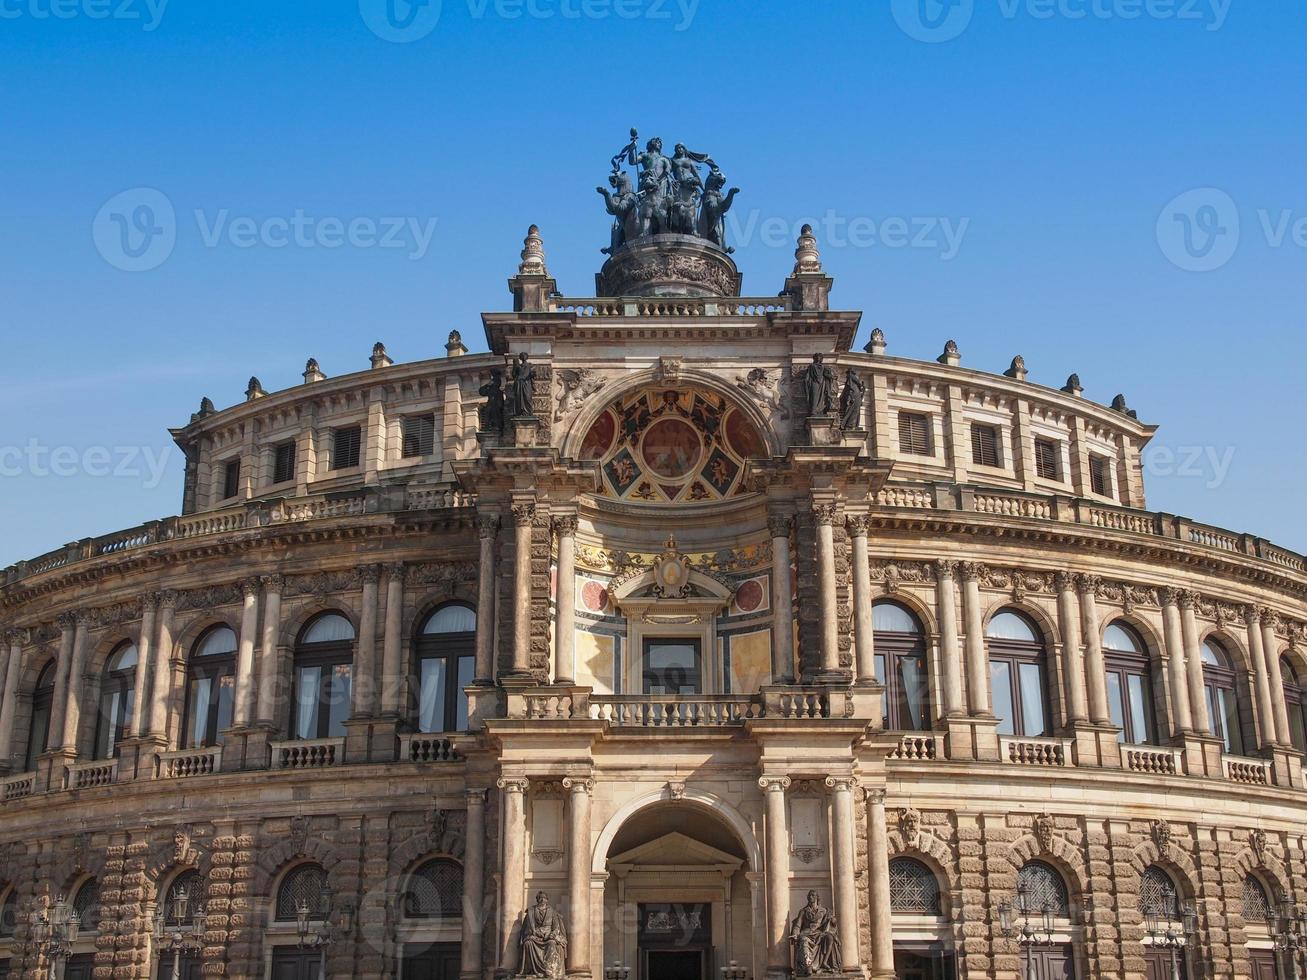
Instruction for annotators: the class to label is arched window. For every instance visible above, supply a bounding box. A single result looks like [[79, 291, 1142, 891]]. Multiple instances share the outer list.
[[162, 869, 205, 927], [275, 864, 329, 922], [1201, 639, 1245, 756], [1242, 874, 1273, 923], [1140, 866, 1179, 920], [0, 887, 17, 937], [1018, 860, 1070, 917], [72, 878, 99, 933], [25, 662, 56, 772], [402, 858, 464, 920], [1281, 656, 1307, 753], [292, 614, 355, 741], [1102, 622, 1157, 746], [94, 642, 137, 760], [184, 626, 237, 749], [987, 611, 1051, 738], [414, 605, 476, 734], [872, 603, 930, 731], [889, 858, 942, 915]]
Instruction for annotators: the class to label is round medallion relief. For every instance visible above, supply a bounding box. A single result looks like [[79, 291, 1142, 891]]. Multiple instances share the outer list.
[[735, 578, 764, 613], [640, 417, 702, 480], [581, 581, 609, 613]]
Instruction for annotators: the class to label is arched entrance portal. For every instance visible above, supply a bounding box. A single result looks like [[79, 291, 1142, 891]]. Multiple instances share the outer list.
[[600, 799, 763, 980]]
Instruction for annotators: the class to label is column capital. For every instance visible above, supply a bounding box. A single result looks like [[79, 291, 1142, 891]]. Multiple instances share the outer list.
[[1159, 586, 1182, 608], [845, 514, 871, 537], [74, 609, 95, 628], [1076, 573, 1102, 596], [767, 514, 793, 539], [262, 573, 286, 593], [158, 589, 179, 610], [385, 562, 408, 583], [1177, 589, 1199, 610], [959, 561, 985, 583], [552, 514, 579, 536], [241, 577, 261, 599], [141, 592, 161, 612], [864, 787, 887, 806], [812, 503, 839, 526], [562, 775, 594, 794], [511, 501, 536, 526], [356, 564, 381, 586], [1244, 605, 1262, 628], [56, 611, 78, 631], [758, 775, 792, 793], [1263, 610, 1284, 632], [824, 776, 856, 793], [3, 627, 27, 647], [497, 776, 529, 794], [1054, 570, 1076, 594], [464, 787, 487, 807], [477, 514, 501, 538], [934, 559, 957, 580]]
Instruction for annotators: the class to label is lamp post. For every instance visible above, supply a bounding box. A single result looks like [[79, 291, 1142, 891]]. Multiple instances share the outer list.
[[295, 887, 354, 980], [1143, 902, 1197, 980], [153, 883, 207, 980], [605, 962, 632, 980], [1271, 898, 1307, 980], [31, 895, 80, 980], [997, 885, 1055, 980], [720, 960, 749, 980]]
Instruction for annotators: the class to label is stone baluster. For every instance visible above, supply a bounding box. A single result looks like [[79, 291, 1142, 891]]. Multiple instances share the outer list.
[[813, 504, 842, 679], [1055, 572, 1089, 725], [865, 788, 894, 979], [1178, 592, 1211, 734], [232, 579, 260, 729], [475, 517, 499, 685], [758, 775, 791, 978], [1160, 589, 1192, 734], [381, 564, 406, 715], [509, 500, 536, 678], [1246, 607, 1278, 749], [935, 561, 964, 717], [1262, 612, 1293, 746], [147, 592, 177, 738], [1078, 575, 1111, 726], [846, 517, 877, 686], [60, 612, 92, 752], [353, 565, 380, 716], [563, 775, 594, 976], [960, 562, 990, 715], [461, 788, 487, 980], [47, 612, 77, 751], [768, 514, 795, 684], [130, 595, 157, 738], [497, 777, 530, 972], [825, 777, 861, 972], [554, 515, 579, 685], [0, 629, 24, 767], [256, 576, 284, 726]]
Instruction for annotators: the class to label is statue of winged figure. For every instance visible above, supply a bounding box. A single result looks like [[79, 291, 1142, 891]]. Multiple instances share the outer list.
[[555, 368, 608, 421]]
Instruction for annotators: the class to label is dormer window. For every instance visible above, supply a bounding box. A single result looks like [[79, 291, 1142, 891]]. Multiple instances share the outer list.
[[331, 425, 362, 470]]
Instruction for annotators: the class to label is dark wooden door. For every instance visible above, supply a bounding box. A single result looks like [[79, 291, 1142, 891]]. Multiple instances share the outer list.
[[402, 942, 462, 980], [1027, 945, 1075, 980], [271, 947, 321, 980], [894, 948, 957, 980], [65, 954, 97, 980], [644, 949, 703, 980], [1248, 949, 1278, 980], [1142, 947, 1187, 980], [155, 952, 204, 980]]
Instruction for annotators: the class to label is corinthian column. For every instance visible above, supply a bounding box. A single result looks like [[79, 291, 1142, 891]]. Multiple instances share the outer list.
[[497, 777, 530, 972], [60, 612, 92, 752], [232, 579, 260, 729], [814, 504, 842, 679], [960, 562, 990, 715], [1160, 589, 1192, 734], [759, 775, 791, 979], [130, 596, 157, 738], [825, 777, 861, 972], [381, 564, 406, 715], [508, 500, 536, 678], [1262, 613, 1292, 746], [935, 561, 963, 717], [1179, 592, 1211, 734], [554, 515, 579, 686], [46, 613, 76, 752], [1246, 607, 1277, 749], [866, 788, 894, 979], [460, 788, 487, 980], [846, 517, 876, 686], [0, 629, 25, 767], [475, 517, 499, 685], [256, 576, 284, 725], [1078, 575, 1111, 726], [353, 565, 380, 717], [768, 514, 795, 684], [562, 775, 594, 976], [1055, 573, 1089, 725], [147, 592, 177, 738]]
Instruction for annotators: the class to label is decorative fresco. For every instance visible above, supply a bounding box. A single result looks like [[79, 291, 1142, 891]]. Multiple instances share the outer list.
[[581, 386, 764, 503]]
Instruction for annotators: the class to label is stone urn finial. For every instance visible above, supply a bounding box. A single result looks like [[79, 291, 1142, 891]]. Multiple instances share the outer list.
[[245, 377, 266, 401], [1005, 355, 1028, 381], [304, 358, 326, 384], [371, 342, 393, 370], [519, 224, 548, 276], [793, 223, 823, 275]]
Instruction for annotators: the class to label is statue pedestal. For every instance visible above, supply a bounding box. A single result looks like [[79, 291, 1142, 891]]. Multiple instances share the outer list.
[[804, 416, 839, 447], [477, 428, 504, 451], [511, 416, 540, 448], [838, 427, 868, 449]]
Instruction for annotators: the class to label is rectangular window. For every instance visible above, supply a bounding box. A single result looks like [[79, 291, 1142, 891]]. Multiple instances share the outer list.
[[898, 412, 933, 456], [643, 638, 702, 695], [1034, 438, 1061, 481], [221, 459, 241, 500], [1089, 454, 1114, 498], [402, 414, 436, 459], [273, 441, 297, 485], [971, 423, 1003, 468], [331, 426, 362, 470]]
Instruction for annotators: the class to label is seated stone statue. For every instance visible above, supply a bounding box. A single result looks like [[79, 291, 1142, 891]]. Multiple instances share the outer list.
[[518, 891, 567, 979], [790, 891, 842, 977]]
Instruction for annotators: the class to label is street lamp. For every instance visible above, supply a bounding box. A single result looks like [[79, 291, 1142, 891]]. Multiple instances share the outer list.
[[153, 883, 207, 980], [1143, 901, 1196, 980], [720, 960, 749, 980], [1271, 898, 1307, 980], [998, 885, 1055, 980], [605, 961, 632, 980], [31, 895, 80, 980], [295, 887, 354, 980]]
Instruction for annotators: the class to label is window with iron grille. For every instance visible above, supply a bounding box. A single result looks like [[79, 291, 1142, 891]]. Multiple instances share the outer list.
[[1089, 454, 1113, 498], [73, 878, 99, 932], [971, 423, 1003, 468], [275, 864, 329, 922], [273, 441, 297, 485], [1017, 861, 1069, 917], [331, 426, 362, 470], [402, 414, 437, 459], [222, 459, 241, 499], [164, 870, 204, 927], [1242, 875, 1272, 922], [898, 412, 933, 456], [1034, 439, 1061, 481], [1140, 866, 1178, 919], [403, 859, 464, 919], [889, 858, 942, 915]]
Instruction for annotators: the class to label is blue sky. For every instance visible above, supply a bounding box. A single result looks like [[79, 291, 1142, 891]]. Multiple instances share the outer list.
[[1, 0, 1304, 567]]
